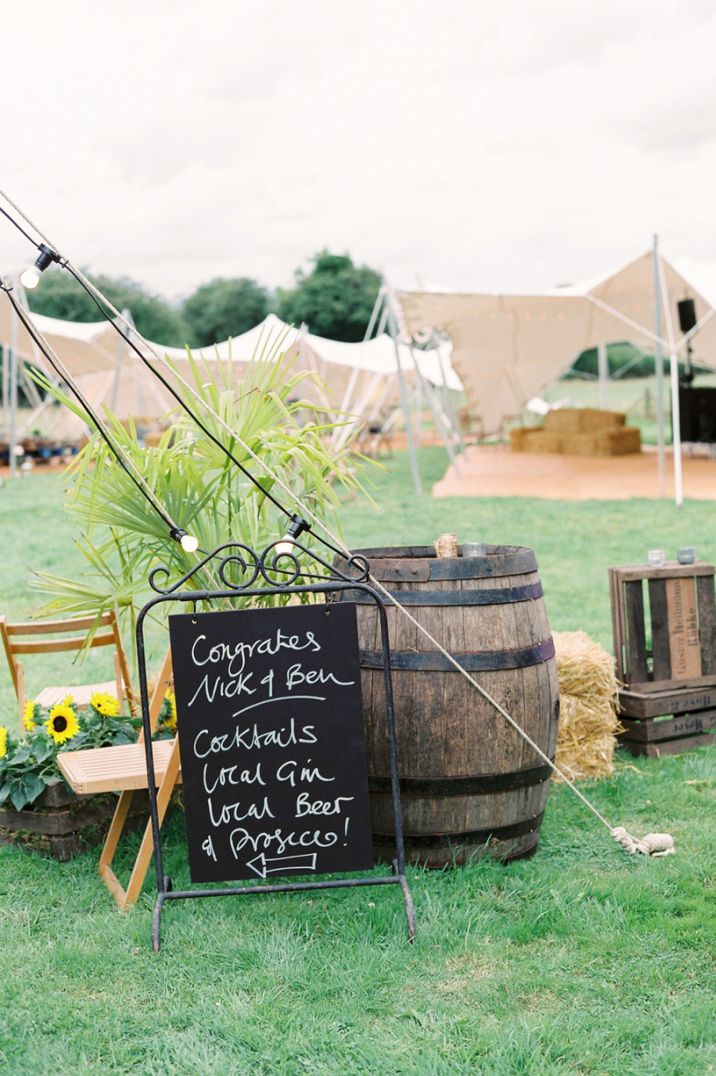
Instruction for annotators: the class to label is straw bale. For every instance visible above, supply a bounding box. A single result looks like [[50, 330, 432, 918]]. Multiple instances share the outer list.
[[544, 409, 583, 433], [578, 408, 625, 432], [594, 428, 642, 456], [560, 433, 600, 456], [509, 427, 530, 451], [553, 631, 622, 780], [522, 430, 563, 453]]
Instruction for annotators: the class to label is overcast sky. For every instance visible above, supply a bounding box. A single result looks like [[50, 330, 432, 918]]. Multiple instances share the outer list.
[[3, 0, 716, 301]]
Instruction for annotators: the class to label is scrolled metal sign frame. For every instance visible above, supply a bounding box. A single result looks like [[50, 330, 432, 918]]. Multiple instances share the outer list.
[[136, 540, 414, 951]]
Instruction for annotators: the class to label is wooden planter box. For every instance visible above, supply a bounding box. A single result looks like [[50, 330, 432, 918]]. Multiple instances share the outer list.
[[0, 783, 119, 861]]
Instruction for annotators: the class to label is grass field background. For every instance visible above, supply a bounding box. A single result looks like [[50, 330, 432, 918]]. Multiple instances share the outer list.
[[0, 450, 714, 1074]]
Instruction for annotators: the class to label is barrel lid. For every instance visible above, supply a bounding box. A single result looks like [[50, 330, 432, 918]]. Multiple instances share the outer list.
[[350, 544, 538, 580]]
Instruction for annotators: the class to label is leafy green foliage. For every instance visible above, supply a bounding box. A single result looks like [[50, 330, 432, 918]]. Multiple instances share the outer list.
[[0, 732, 51, 810], [277, 250, 382, 341], [29, 342, 368, 654], [182, 277, 271, 347], [27, 268, 189, 346]]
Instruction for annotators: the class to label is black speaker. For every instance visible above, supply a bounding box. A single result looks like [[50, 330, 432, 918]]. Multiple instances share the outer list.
[[677, 298, 697, 334]]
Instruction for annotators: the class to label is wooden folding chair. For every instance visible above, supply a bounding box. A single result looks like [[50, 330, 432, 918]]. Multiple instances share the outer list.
[[0, 610, 134, 732], [57, 648, 182, 910]]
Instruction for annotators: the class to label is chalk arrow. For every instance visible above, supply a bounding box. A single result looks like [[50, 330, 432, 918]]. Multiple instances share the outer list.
[[245, 852, 318, 879]]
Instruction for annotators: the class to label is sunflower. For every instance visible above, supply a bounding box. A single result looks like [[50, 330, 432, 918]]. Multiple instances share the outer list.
[[0, 726, 7, 759], [23, 699, 41, 732], [90, 691, 120, 718], [164, 688, 177, 731], [45, 702, 80, 745]]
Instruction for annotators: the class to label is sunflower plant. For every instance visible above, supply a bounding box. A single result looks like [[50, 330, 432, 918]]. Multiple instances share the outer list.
[[0, 693, 138, 812]]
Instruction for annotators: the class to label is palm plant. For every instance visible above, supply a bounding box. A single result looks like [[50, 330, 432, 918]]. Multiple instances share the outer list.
[[30, 335, 369, 661]]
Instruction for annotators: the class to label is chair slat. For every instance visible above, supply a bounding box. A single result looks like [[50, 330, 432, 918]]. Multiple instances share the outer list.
[[35, 681, 118, 708], [6, 613, 113, 635], [58, 740, 182, 795], [10, 632, 116, 655]]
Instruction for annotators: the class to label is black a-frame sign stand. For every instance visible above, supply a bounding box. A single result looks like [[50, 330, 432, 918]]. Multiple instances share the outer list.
[[135, 541, 416, 951]]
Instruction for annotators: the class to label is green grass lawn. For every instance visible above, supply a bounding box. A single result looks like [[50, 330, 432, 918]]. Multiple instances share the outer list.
[[0, 453, 715, 1074]]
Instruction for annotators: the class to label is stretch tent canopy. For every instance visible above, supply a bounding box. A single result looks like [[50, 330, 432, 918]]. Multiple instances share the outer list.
[[140, 313, 461, 390], [0, 306, 120, 377], [2, 304, 461, 442], [398, 251, 716, 439]]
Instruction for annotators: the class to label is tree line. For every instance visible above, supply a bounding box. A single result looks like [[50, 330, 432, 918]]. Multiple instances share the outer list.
[[26, 251, 382, 348]]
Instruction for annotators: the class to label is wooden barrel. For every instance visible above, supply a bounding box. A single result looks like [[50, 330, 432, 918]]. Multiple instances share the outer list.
[[339, 544, 559, 866]]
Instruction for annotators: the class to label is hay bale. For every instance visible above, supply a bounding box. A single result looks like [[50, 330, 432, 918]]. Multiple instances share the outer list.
[[594, 427, 642, 456], [509, 427, 529, 451], [544, 409, 583, 433], [522, 430, 564, 453], [553, 631, 622, 780], [560, 433, 600, 456], [578, 408, 625, 432]]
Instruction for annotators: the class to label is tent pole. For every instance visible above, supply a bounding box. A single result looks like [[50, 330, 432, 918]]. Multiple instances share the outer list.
[[110, 307, 132, 413], [374, 303, 390, 340], [9, 344, 17, 477], [363, 286, 386, 343], [8, 274, 21, 478], [652, 235, 666, 497], [387, 286, 460, 473], [386, 304, 421, 495], [412, 377, 421, 448], [9, 346, 17, 478], [597, 342, 608, 409], [656, 245, 683, 507], [1, 344, 7, 439], [330, 291, 390, 450], [436, 341, 465, 454], [406, 341, 461, 471], [394, 338, 421, 493], [669, 350, 683, 507]]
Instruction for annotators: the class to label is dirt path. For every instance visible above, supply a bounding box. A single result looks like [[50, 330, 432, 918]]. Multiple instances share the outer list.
[[435, 445, 716, 501]]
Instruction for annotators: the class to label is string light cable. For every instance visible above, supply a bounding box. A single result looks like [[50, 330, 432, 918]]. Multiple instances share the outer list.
[[0, 190, 674, 856], [0, 280, 184, 534]]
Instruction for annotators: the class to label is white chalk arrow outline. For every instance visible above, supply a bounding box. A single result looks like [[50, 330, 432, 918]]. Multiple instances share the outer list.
[[245, 852, 318, 879]]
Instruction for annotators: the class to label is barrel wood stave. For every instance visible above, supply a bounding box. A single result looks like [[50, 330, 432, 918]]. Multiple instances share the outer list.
[[341, 545, 558, 867]]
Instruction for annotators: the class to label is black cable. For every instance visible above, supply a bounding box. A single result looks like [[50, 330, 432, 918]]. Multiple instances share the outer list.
[[0, 200, 345, 561], [0, 283, 177, 532], [68, 268, 354, 563], [0, 203, 38, 247], [65, 264, 296, 525]]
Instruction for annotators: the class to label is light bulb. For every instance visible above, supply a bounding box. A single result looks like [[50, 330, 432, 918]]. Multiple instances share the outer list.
[[19, 245, 59, 290], [170, 527, 199, 553], [275, 515, 310, 556], [275, 537, 294, 556], [20, 266, 41, 290]]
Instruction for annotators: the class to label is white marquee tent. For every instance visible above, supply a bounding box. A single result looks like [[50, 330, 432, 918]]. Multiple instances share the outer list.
[[1, 302, 462, 453], [398, 247, 716, 503]]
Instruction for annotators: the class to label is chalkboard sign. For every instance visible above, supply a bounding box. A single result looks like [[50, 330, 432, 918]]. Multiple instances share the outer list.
[[168, 602, 374, 884]]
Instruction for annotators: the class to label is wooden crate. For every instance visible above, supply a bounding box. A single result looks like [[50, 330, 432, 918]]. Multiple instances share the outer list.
[[617, 685, 716, 757], [609, 562, 716, 693]]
